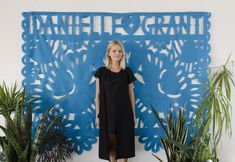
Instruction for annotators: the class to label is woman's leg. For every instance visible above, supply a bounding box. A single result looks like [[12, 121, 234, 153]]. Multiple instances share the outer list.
[[108, 134, 117, 162]]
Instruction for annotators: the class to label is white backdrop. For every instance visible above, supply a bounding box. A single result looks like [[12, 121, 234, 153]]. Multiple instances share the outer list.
[[0, 0, 235, 161]]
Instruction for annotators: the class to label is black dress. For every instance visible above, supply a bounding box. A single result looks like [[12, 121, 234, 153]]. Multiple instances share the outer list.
[[94, 66, 136, 161]]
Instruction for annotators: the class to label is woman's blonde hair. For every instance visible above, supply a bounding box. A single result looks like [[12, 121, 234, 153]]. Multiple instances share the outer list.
[[105, 40, 126, 70]]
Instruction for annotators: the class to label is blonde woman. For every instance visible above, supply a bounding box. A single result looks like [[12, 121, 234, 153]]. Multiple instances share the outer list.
[[94, 40, 136, 162]]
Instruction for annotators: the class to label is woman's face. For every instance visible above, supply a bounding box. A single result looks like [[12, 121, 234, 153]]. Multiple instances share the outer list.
[[108, 44, 123, 63]]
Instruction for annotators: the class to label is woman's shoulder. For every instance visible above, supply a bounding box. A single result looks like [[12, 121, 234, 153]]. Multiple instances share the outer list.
[[125, 66, 133, 72], [124, 66, 134, 76], [98, 66, 109, 74], [125, 66, 136, 83], [97, 66, 107, 72], [94, 66, 107, 78]]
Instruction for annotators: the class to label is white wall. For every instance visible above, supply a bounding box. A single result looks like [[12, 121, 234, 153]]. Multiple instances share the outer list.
[[0, 0, 235, 161]]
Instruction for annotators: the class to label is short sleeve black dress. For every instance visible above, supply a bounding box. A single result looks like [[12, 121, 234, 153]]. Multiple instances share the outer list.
[[94, 66, 136, 161]]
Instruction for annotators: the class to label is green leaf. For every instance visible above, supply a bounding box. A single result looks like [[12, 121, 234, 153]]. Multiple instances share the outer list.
[[152, 153, 164, 162], [0, 125, 25, 160]]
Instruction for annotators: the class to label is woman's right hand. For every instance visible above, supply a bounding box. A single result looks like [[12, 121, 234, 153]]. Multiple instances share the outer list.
[[95, 115, 100, 128]]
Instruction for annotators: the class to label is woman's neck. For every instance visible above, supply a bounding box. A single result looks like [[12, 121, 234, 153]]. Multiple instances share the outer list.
[[111, 62, 121, 70]]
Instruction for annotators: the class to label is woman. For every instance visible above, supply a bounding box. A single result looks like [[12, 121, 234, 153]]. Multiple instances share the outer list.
[[94, 40, 136, 162]]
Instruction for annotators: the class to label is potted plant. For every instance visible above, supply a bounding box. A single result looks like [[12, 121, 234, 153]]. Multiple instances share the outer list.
[[195, 54, 235, 160], [151, 54, 234, 162], [36, 115, 74, 162], [0, 82, 74, 162], [151, 105, 213, 162]]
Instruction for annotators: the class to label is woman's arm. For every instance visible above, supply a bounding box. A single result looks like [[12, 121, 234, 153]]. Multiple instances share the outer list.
[[95, 78, 100, 117], [128, 82, 136, 117]]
